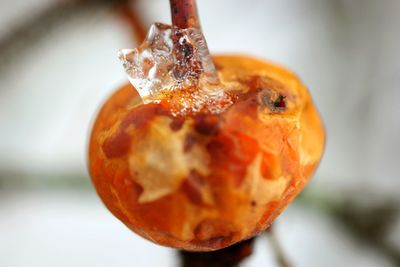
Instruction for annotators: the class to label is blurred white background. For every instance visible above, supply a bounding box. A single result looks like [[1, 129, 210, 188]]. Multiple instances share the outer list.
[[0, 0, 399, 266]]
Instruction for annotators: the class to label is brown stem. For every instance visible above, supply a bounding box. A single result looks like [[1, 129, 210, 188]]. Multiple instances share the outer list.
[[170, 0, 201, 29], [179, 238, 255, 267]]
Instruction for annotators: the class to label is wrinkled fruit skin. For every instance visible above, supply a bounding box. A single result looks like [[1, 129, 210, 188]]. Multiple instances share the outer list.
[[88, 55, 325, 251]]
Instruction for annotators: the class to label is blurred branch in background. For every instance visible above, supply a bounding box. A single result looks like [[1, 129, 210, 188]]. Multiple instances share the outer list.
[[0, 0, 145, 74], [299, 191, 400, 266], [266, 226, 291, 267], [334, 201, 400, 266], [115, 0, 146, 43], [0, 171, 91, 192]]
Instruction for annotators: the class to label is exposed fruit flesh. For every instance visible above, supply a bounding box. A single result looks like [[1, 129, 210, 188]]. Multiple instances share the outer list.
[[88, 55, 325, 251]]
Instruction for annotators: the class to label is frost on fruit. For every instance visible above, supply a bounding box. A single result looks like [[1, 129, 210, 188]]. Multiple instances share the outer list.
[[118, 23, 232, 114]]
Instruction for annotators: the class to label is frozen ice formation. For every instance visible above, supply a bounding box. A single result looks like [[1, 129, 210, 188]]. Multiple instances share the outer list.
[[118, 23, 232, 114]]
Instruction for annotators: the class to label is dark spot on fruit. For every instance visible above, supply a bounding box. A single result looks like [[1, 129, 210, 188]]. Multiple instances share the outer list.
[[261, 92, 287, 112], [170, 117, 184, 131], [102, 131, 131, 158], [251, 201, 257, 207], [272, 94, 286, 109], [121, 103, 170, 129], [194, 218, 235, 241], [181, 170, 205, 205], [194, 114, 220, 135], [184, 133, 197, 153]]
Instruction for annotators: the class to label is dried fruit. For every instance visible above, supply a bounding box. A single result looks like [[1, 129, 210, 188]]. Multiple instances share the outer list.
[[88, 0, 325, 251]]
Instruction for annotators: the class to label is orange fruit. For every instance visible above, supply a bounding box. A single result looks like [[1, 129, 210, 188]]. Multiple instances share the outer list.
[[88, 55, 325, 251]]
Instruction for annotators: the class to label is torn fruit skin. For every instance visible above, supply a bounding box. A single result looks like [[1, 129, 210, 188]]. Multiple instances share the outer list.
[[88, 54, 325, 251]]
